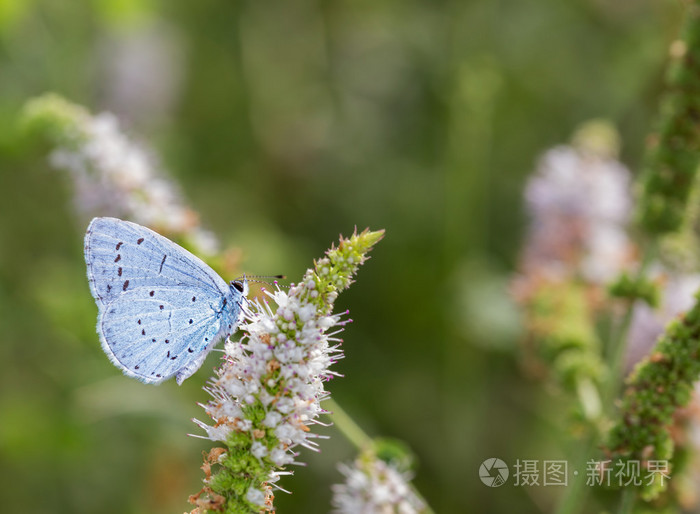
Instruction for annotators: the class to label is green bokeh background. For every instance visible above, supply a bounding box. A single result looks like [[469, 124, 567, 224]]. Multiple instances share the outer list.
[[0, 1, 682, 512]]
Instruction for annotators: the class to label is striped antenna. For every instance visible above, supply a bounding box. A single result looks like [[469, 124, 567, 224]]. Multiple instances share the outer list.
[[235, 274, 288, 290]]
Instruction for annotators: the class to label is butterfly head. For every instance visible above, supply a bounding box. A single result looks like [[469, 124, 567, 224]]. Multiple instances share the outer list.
[[230, 277, 249, 297]]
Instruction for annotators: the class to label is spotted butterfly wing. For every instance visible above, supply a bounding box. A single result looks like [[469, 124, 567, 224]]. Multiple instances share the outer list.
[[84, 217, 246, 384], [85, 217, 225, 307]]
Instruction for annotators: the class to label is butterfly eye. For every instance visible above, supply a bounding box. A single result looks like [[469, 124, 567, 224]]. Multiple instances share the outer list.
[[231, 281, 244, 293]]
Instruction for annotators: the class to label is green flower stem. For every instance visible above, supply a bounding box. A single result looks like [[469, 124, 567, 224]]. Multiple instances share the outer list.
[[575, 376, 602, 421], [324, 397, 373, 450], [605, 240, 658, 409], [556, 244, 657, 514], [553, 435, 597, 514], [617, 488, 636, 514], [554, 323, 629, 514], [605, 306, 636, 410]]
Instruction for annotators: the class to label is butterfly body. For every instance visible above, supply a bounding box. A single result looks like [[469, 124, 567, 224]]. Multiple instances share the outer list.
[[84, 217, 247, 385]]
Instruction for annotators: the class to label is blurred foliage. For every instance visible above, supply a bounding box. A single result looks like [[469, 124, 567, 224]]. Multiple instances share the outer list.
[[0, 0, 685, 512], [608, 273, 661, 308], [638, 2, 700, 235]]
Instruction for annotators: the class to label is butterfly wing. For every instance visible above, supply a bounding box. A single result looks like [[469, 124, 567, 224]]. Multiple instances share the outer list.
[[85, 217, 229, 308], [84, 217, 241, 384], [98, 285, 233, 384]]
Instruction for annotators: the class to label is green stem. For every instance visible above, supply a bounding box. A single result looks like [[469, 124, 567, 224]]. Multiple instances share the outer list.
[[617, 487, 636, 514], [604, 301, 636, 410], [553, 435, 596, 514], [555, 243, 658, 514], [324, 397, 373, 450], [605, 241, 658, 410], [553, 311, 633, 514]]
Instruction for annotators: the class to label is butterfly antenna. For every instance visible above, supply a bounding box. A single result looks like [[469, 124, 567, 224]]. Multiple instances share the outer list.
[[241, 274, 287, 289], [246, 274, 286, 280]]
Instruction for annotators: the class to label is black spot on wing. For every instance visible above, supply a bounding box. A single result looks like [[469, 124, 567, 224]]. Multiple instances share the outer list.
[[116, 242, 123, 250], [137, 238, 144, 245], [159, 254, 167, 273], [114, 254, 121, 263], [123, 280, 129, 291]]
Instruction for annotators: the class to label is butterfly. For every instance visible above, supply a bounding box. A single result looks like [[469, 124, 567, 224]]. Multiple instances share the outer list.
[[84, 217, 248, 385]]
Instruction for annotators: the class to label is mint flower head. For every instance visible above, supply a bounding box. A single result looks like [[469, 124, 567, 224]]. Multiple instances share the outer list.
[[22, 93, 218, 256], [189, 229, 384, 513], [331, 452, 425, 514], [512, 123, 633, 422], [522, 138, 634, 284]]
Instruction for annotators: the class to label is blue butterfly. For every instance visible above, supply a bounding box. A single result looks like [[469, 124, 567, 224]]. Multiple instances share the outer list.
[[84, 217, 248, 385]]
